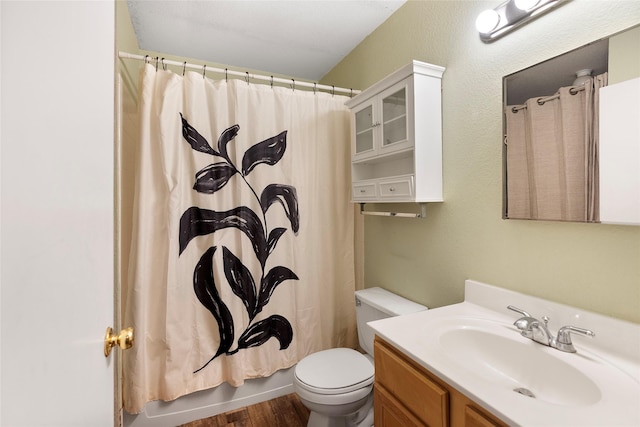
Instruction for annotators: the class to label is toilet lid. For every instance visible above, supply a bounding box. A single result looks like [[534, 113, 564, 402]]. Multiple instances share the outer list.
[[295, 348, 374, 395]]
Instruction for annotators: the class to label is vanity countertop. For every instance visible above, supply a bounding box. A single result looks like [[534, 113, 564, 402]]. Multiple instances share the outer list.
[[368, 280, 640, 426]]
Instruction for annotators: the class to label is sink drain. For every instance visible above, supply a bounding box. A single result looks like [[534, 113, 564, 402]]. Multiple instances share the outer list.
[[513, 387, 536, 398]]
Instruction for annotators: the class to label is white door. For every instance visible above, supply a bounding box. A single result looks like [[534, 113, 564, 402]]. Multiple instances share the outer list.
[[1, 2, 117, 426]]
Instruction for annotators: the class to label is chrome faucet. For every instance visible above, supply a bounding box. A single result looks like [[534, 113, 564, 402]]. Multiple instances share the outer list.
[[527, 316, 554, 346], [507, 305, 595, 353]]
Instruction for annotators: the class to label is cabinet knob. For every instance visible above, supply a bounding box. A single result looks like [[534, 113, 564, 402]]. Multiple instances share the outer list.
[[360, 189, 366, 193], [389, 187, 396, 192]]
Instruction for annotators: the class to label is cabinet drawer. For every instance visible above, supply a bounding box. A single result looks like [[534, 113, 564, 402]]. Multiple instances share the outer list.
[[375, 339, 448, 427], [352, 182, 377, 200], [379, 177, 413, 198]]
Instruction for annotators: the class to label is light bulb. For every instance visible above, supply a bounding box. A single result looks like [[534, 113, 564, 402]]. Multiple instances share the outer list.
[[514, 0, 540, 11], [475, 9, 500, 34]]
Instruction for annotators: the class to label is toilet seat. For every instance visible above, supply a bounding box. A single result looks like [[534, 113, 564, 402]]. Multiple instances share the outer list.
[[294, 348, 374, 395], [295, 380, 373, 406]]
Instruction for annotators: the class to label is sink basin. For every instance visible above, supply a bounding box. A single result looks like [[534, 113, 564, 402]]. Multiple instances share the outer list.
[[438, 326, 601, 406]]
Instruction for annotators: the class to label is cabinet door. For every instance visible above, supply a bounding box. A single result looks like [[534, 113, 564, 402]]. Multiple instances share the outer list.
[[380, 79, 412, 155], [464, 406, 502, 427], [375, 385, 427, 427], [599, 77, 640, 225], [353, 102, 377, 159], [375, 340, 448, 427]]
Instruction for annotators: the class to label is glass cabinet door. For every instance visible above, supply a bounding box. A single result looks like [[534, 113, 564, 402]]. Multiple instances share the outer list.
[[354, 105, 375, 155], [381, 88, 407, 148]]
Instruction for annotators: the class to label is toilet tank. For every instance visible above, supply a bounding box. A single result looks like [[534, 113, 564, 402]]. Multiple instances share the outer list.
[[355, 287, 428, 357]]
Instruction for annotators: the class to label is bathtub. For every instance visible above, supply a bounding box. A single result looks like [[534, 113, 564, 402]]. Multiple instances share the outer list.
[[123, 367, 295, 427]]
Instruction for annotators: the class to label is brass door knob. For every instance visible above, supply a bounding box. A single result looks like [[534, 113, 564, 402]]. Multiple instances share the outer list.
[[104, 326, 134, 357]]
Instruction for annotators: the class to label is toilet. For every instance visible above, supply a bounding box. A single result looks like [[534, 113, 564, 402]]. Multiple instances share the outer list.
[[294, 287, 428, 427]]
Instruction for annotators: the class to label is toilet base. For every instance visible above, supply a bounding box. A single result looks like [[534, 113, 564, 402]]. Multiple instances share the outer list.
[[304, 394, 373, 427]]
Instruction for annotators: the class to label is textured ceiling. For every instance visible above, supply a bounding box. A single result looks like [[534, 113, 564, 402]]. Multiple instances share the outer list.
[[127, 0, 406, 81]]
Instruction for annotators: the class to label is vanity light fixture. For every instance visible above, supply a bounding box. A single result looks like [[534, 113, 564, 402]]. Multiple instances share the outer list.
[[476, 0, 567, 42]]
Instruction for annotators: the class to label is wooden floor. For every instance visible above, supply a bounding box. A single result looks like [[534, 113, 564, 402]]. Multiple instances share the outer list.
[[179, 393, 310, 427]]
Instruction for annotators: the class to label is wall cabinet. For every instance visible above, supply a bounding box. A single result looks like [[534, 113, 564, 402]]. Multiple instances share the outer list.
[[346, 61, 445, 203], [374, 337, 508, 427]]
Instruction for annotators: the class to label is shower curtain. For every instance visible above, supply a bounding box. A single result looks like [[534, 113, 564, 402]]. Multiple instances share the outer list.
[[123, 64, 356, 413], [505, 73, 607, 222]]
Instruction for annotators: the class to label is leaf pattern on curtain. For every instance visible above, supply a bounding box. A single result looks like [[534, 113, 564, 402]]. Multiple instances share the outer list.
[[178, 116, 299, 373]]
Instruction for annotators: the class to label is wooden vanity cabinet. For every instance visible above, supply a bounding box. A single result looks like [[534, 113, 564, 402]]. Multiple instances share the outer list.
[[374, 337, 508, 427]]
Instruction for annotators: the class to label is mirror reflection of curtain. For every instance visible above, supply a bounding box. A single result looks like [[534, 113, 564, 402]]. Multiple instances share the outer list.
[[505, 73, 607, 221], [122, 64, 356, 413]]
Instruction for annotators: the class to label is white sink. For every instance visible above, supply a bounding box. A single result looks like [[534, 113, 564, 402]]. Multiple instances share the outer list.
[[368, 280, 640, 426], [438, 321, 601, 406]]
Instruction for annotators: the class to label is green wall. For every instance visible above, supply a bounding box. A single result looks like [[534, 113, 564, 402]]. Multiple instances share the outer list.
[[323, 0, 640, 323], [609, 25, 640, 84]]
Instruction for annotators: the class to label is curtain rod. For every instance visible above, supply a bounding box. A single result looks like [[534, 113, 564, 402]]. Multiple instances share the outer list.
[[511, 85, 585, 113], [118, 51, 360, 96]]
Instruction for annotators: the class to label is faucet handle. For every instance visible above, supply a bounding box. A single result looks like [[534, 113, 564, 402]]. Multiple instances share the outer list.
[[508, 306, 536, 339], [553, 326, 595, 353], [507, 305, 532, 318]]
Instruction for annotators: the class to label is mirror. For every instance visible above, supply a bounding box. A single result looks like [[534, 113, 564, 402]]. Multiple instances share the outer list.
[[502, 24, 640, 224]]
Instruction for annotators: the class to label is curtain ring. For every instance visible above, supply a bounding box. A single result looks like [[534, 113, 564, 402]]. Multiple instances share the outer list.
[[155, 57, 159, 72], [350, 88, 353, 98], [245, 72, 250, 85], [161, 58, 167, 71], [225, 68, 228, 82], [332, 85, 335, 97], [569, 87, 579, 95], [270, 76, 274, 89], [313, 83, 317, 94], [182, 61, 187, 76], [537, 98, 546, 106], [291, 79, 295, 92], [511, 106, 519, 113], [144, 55, 150, 64], [202, 64, 206, 79]]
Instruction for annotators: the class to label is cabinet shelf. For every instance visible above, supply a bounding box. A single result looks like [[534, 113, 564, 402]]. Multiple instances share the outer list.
[[352, 148, 412, 167], [384, 113, 407, 126]]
